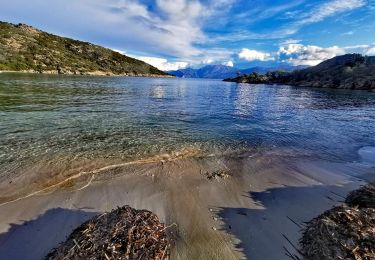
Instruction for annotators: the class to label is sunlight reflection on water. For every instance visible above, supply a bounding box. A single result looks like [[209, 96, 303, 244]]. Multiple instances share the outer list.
[[0, 74, 375, 178]]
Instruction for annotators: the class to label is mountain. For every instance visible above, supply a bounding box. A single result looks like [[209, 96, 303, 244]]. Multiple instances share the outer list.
[[168, 65, 237, 79], [224, 54, 375, 90], [0, 21, 169, 76], [240, 64, 308, 75], [168, 64, 305, 79]]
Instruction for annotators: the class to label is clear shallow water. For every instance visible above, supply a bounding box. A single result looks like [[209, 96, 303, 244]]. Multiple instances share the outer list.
[[1, 73, 375, 177]]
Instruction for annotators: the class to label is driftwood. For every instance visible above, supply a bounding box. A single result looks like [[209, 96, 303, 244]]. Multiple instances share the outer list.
[[46, 206, 170, 260], [301, 182, 375, 260]]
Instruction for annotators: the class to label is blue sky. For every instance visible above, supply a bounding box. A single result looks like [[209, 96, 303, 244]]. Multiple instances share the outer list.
[[1, 0, 375, 70]]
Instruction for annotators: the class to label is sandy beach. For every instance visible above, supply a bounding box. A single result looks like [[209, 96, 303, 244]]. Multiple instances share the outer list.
[[0, 148, 374, 259]]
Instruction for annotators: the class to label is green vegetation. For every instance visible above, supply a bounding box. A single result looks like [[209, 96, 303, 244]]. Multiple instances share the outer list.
[[0, 21, 169, 76], [224, 54, 375, 90]]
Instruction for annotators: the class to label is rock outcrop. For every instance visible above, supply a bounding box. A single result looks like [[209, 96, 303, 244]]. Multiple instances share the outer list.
[[224, 54, 375, 90]]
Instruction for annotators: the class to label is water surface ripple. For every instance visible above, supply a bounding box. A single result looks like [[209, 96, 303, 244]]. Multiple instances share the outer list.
[[1, 74, 375, 178]]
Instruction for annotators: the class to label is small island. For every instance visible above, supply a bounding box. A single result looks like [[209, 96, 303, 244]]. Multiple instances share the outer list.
[[224, 54, 375, 91]]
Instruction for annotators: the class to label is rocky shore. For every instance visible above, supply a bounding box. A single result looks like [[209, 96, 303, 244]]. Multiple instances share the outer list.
[[224, 54, 375, 91], [0, 69, 175, 77]]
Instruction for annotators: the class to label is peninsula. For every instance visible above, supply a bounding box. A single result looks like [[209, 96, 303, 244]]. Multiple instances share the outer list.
[[224, 54, 375, 90]]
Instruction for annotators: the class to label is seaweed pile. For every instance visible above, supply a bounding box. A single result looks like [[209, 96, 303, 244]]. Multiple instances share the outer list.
[[204, 170, 230, 181], [301, 183, 375, 260], [46, 206, 170, 260], [346, 183, 375, 208]]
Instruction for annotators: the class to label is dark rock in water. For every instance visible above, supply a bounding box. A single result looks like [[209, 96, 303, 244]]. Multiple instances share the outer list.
[[224, 54, 375, 90], [46, 206, 170, 260]]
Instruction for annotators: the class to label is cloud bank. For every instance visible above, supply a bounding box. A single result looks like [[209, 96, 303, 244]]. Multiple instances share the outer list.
[[278, 44, 346, 66], [0, 0, 373, 69]]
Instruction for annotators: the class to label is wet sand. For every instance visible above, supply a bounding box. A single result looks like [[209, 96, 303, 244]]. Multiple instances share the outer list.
[[0, 150, 374, 259]]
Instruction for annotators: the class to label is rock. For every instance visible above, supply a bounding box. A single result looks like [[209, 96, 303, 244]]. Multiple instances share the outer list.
[[224, 54, 375, 91]]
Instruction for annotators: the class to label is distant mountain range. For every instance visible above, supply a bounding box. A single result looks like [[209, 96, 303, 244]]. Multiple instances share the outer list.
[[168, 64, 307, 79], [224, 54, 375, 90], [0, 21, 169, 77]]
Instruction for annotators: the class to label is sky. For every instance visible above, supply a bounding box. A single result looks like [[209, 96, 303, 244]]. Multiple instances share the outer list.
[[1, 0, 375, 70]]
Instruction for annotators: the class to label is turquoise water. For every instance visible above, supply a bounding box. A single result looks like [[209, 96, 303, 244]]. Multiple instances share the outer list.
[[1, 73, 375, 176]]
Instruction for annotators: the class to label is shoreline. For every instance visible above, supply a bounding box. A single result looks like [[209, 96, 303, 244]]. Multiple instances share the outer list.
[[0, 70, 175, 78], [0, 151, 374, 259], [223, 80, 375, 93]]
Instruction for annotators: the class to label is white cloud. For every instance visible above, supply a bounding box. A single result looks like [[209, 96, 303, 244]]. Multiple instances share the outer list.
[[186, 48, 234, 67], [299, 0, 365, 25], [278, 44, 305, 56], [112, 49, 126, 55], [279, 44, 345, 66], [0, 0, 370, 67], [0, 0, 232, 60], [202, 59, 214, 64], [279, 0, 366, 36], [222, 61, 234, 67], [366, 46, 375, 56], [343, 44, 369, 49], [130, 55, 188, 71], [343, 31, 354, 36], [209, 0, 366, 43], [281, 39, 302, 45], [238, 48, 274, 61]]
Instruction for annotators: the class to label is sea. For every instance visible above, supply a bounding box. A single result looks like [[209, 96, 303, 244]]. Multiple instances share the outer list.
[[1, 73, 375, 178]]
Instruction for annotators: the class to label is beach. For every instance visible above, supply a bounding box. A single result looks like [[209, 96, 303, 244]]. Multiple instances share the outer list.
[[1, 148, 374, 259], [0, 75, 375, 259], [1, 2, 375, 258]]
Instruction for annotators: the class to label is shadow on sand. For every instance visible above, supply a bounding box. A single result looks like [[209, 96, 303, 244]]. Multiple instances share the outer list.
[[0, 207, 97, 259], [216, 179, 372, 260]]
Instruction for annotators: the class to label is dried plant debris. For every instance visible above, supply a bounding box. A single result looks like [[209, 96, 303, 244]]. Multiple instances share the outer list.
[[204, 170, 230, 181], [46, 206, 170, 260], [346, 183, 375, 208], [301, 183, 375, 260]]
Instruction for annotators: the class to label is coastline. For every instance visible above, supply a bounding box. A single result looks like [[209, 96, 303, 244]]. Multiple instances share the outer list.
[[223, 78, 375, 92], [0, 150, 374, 259], [0, 70, 175, 78]]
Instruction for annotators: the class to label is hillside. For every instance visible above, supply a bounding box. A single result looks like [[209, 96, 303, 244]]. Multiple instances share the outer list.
[[168, 64, 305, 79], [168, 65, 237, 79], [0, 21, 169, 76], [224, 54, 375, 90]]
